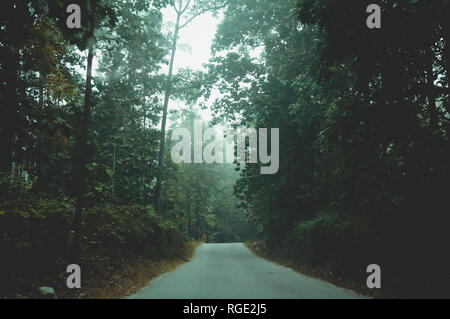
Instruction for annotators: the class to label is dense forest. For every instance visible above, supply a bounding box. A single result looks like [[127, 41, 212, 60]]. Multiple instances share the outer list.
[[1, 0, 449, 299]]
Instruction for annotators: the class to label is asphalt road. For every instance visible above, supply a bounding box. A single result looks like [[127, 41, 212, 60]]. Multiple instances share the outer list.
[[128, 243, 366, 299]]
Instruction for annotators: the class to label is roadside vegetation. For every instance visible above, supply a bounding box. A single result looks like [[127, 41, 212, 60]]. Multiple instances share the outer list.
[[0, 183, 203, 298], [0, 0, 255, 299], [1, 0, 449, 299], [212, 0, 450, 299]]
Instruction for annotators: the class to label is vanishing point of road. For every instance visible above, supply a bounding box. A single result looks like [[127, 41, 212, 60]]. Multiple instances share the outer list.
[[128, 243, 367, 299]]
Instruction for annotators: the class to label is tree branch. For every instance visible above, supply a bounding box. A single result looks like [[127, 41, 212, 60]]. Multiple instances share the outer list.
[[179, 4, 226, 30], [180, 0, 192, 15], [171, 0, 180, 14]]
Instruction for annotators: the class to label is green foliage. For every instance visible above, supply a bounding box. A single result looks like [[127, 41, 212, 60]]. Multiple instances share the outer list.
[[3, 0, 448, 299], [164, 109, 259, 242], [209, 0, 450, 297], [0, 0, 257, 298], [0, 0, 184, 298], [85, 204, 182, 255], [0, 192, 182, 298]]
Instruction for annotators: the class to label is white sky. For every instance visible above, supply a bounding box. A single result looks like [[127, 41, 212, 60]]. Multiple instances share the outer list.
[[161, 7, 224, 123], [161, 8, 220, 73], [85, 6, 224, 124]]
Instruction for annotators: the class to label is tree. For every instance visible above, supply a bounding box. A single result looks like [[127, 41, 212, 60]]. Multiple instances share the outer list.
[[154, 0, 227, 212], [207, 0, 450, 297], [165, 107, 258, 241], [72, 0, 99, 264], [91, 2, 166, 205]]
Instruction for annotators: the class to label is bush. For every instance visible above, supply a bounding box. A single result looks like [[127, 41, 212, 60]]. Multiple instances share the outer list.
[[84, 204, 183, 256], [0, 195, 183, 298], [282, 211, 367, 278]]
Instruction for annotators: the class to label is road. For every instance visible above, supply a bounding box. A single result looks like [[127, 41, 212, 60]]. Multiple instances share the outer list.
[[128, 243, 367, 299]]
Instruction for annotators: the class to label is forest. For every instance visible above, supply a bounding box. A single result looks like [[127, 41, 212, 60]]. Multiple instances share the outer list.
[[1, 0, 449, 299]]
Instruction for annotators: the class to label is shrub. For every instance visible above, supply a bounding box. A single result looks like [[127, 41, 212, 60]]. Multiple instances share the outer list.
[[0, 195, 183, 298]]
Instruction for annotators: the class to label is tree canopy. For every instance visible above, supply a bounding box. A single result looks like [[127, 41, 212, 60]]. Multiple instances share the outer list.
[[1, 0, 449, 299]]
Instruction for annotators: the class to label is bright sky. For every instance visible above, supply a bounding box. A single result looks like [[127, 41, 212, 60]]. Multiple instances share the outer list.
[[161, 8, 220, 72], [161, 6, 224, 123], [85, 6, 223, 124]]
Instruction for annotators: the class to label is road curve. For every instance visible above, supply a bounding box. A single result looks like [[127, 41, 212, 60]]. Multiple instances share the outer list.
[[128, 243, 367, 299]]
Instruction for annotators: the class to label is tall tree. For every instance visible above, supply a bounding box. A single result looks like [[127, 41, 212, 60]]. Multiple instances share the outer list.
[[73, 0, 99, 264], [154, 0, 227, 212]]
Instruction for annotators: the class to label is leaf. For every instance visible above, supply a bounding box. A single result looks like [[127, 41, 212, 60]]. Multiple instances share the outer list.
[[106, 167, 114, 177]]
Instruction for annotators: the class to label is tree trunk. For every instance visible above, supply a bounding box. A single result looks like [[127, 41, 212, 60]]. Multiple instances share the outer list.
[[73, 0, 98, 264], [0, 46, 19, 176], [154, 12, 181, 212]]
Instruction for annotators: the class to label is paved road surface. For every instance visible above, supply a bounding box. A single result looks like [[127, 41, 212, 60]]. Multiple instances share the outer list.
[[128, 243, 367, 299]]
